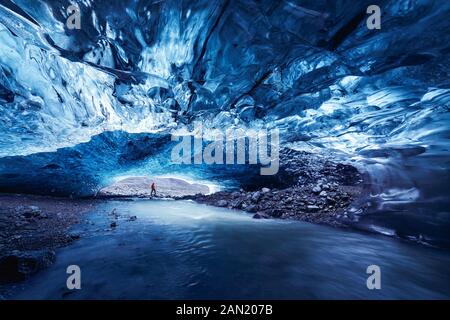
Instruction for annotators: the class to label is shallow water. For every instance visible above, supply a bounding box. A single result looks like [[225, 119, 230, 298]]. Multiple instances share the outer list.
[[9, 200, 450, 300]]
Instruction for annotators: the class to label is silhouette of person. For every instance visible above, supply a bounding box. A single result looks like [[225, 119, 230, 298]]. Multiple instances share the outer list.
[[150, 182, 157, 197]]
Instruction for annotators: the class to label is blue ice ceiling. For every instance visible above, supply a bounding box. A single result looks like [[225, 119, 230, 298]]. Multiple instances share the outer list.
[[0, 0, 448, 157]]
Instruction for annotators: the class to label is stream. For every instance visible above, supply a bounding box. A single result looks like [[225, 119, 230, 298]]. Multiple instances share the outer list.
[[8, 199, 450, 300]]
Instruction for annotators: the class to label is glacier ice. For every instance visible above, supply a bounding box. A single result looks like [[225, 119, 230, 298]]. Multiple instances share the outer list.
[[0, 0, 449, 243], [0, 0, 447, 157]]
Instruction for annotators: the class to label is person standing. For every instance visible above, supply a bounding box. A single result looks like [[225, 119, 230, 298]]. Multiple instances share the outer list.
[[150, 182, 157, 197]]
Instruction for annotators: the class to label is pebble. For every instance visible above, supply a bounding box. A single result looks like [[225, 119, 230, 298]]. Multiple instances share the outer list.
[[251, 191, 261, 202]]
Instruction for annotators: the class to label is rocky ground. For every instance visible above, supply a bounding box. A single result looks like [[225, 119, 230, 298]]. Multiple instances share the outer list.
[[189, 149, 368, 227], [0, 194, 99, 285]]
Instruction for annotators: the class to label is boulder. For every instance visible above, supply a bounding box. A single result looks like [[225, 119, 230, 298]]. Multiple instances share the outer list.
[[251, 191, 261, 203], [253, 212, 269, 219], [21, 206, 43, 218], [0, 250, 55, 283], [230, 199, 243, 209]]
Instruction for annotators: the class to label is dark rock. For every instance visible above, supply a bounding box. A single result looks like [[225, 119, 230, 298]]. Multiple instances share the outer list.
[[334, 163, 361, 185], [326, 196, 336, 204], [341, 194, 350, 201], [188, 148, 363, 227], [110, 222, 117, 228], [253, 212, 269, 219], [21, 206, 43, 218], [0, 250, 55, 283], [245, 204, 258, 213], [230, 199, 243, 209], [268, 209, 283, 218], [251, 191, 261, 203]]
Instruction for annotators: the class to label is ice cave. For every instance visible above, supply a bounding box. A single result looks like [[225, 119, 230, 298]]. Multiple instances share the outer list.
[[0, 0, 449, 300]]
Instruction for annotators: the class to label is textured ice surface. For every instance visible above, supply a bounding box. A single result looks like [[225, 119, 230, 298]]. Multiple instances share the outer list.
[[0, 1, 449, 243], [0, 0, 448, 157]]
